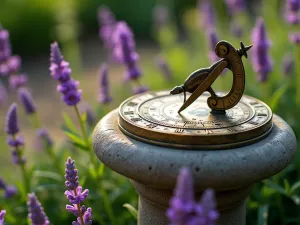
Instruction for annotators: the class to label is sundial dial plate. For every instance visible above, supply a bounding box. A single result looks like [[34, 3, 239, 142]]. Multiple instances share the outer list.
[[118, 91, 272, 149]]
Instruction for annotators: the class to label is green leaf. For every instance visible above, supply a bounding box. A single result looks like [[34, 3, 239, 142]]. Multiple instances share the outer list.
[[269, 83, 289, 111], [291, 195, 300, 205], [33, 170, 63, 182], [284, 179, 291, 195], [263, 179, 286, 195], [62, 112, 78, 133], [33, 184, 64, 192], [291, 181, 300, 193], [123, 203, 138, 220], [71, 141, 89, 152], [63, 131, 85, 146], [257, 204, 269, 225]]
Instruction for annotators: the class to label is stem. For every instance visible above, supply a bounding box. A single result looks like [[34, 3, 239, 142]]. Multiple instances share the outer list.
[[74, 105, 96, 166], [74, 188, 85, 225], [11, 135, 30, 194], [74, 105, 116, 224]]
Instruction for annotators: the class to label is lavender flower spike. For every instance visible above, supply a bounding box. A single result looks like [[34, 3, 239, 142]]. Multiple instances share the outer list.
[[225, 0, 246, 15], [285, 0, 300, 24], [64, 157, 92, 225], [5, 103, 19, 135], [251, 18, 272, 82], [166, 167, 195, 224], [207, 29, 220, 63], [27, 193, 50, 225], [98, 64, 112, 104], [198, 0, 216, 30], [18, 88, 36, 114], [65, 157, 79, 190], [112, 22, 142, 81], [0, 210, 6, 225], [97, 6, 116, 48], [50, 42, 82, 106], [0, 27, 11, 63]]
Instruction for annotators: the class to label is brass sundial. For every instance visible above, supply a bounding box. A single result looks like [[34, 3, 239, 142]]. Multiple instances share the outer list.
[[118, 41, 273, 149]]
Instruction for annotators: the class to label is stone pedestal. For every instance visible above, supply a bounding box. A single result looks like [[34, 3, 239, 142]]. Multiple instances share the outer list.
[[92, 109, 296, 225]]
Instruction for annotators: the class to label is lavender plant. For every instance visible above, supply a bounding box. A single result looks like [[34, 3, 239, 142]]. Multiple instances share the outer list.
[[0, 210, 6, 225], [251, 18, 272, 83], [0, 177, 17, 199], [65, 157, 92, 225], [5, 103, 30, 194], [27, 193, 50, 225], [167, 167, 219, 225]]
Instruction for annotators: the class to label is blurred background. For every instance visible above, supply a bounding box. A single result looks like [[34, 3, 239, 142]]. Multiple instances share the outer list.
[[1, 0, 300, 224]]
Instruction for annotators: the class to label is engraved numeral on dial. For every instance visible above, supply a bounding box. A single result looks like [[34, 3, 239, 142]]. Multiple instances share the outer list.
[[175, 129, 184, 133], [146, 123, 157, 129], [227, 127, 236, 132], [124, 111, 134, 115], [131, 118, 142, 122], [128, 102, 138, 107]]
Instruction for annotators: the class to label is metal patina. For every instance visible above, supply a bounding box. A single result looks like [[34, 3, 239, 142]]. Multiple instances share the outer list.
[[118, 40, 273, 149]]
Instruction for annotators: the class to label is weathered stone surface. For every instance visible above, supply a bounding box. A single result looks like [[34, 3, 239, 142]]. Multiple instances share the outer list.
[[92, 109, 296, 225]]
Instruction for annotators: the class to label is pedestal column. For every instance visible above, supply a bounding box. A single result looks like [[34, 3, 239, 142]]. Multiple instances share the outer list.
[[92, 109, 296, 225]]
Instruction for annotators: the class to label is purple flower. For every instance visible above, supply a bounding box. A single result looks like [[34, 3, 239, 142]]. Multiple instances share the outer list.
[[198, 0, 216, 30], [0, 177, 5, 189], [207, 29, 220, 62], [0, 28, 11, 63], [112, 22, 143, 81], [64, 157, 92, 225], [80, 103, 96, 126], [133, 85, 148, 94], [50, 42, 82, 106], [65, 186, 89, 204], [285, 0, 300, 24], [9, 74, 28, 90], [167, 168, 195, 224], [0, 210, 6, 225], [98, 64, 112, 104], [155, 56, 172, 81], [167, 167, 219, 225], [18, 88, 36, 114], [0, 81, 8, 107], [4, 185, 17, 199], [283, 54, 294, 76], [97, 6, 116, 48], [36, 128, 53, 149], [152, 5, 170, 27], [225, 0, 246, 15], [5, 103, 19, 135], [72, 207, 92, 225], [251, 18, 272, 82], [65, 157, 79, 190], [7, 55, 21, 74], [289, 32, 300, 44], [0, 177, 17, 199], [27, 193, 50, 225]]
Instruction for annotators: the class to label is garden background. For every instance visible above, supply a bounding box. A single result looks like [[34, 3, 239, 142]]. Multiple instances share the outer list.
[[0, 0, 299, 224]]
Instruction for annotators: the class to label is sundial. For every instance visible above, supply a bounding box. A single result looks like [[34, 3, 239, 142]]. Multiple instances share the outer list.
[[94, 40, 296, 225], [118, 40, 273, 149]]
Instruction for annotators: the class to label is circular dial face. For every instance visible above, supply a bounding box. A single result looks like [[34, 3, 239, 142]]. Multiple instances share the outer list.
[[118, 91, 273, 149]]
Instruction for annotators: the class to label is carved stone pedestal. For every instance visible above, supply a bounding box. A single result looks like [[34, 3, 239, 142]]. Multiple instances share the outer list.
[[92, 109, 296, 225]]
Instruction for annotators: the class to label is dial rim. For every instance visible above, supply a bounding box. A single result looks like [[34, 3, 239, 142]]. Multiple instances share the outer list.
[[118, 91, 273, 149]]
